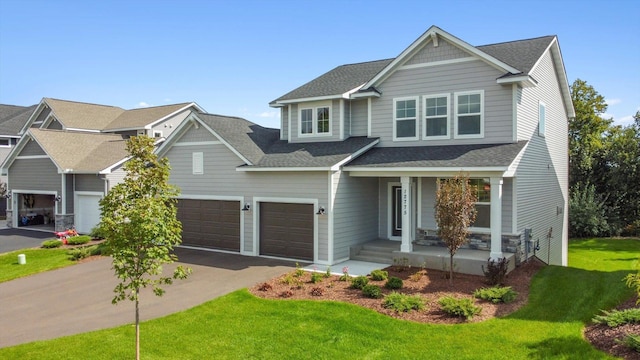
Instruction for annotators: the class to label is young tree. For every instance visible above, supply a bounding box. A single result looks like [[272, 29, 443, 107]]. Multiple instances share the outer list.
[[434, 173, 477, 285], [99, 136, 190, 360]]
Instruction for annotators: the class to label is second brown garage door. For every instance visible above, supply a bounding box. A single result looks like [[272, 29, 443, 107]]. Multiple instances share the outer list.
[[260, 202, 313, 261], [177, 199, 240, 251]]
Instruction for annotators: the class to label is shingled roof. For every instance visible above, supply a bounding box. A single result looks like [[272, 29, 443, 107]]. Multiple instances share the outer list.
[[344, 141, 527, 169], [0, 104, 37, 136]]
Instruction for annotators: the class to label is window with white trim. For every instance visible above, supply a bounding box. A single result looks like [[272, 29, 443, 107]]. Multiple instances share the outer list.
[[299, 104, 331, 136], [154, 131, 163, 138], [538, 101, 546, 137], [454, 90, 484, 138], [192, 152, 203, 175], [0, 138, 10, 147], [393, 96, 419, 141], [469, 178, 490, 229], [423, 94, 450, 139]]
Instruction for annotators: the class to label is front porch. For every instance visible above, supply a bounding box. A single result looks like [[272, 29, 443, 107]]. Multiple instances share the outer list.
[[351, 239, 516, 276]]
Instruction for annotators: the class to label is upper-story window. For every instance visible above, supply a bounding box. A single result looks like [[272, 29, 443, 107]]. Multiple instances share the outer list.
[[299, 104, 331, 136], [454, 90, 484, 139], [393, 96, 419, 141], [423, 94, 450, 140], [538, 101, 546, 137]]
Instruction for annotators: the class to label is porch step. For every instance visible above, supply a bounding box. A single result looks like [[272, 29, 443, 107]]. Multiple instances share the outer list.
[[350, 244, 396, 264]]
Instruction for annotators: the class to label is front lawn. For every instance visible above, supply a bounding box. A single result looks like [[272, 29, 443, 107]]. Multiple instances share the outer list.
[[0, 238, 637, 359], [0, 249, 74, 283]]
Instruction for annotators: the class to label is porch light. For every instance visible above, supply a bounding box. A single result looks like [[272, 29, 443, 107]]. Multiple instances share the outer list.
[[54, 196, 61, 202], [316, 206, 326, 215], [241, 203, 251, 211]]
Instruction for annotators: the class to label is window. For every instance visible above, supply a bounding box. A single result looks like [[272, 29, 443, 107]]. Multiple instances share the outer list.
[[192, 152, 203, 175], [538, 101, 546, 137], [469, 178, 490, 229], [0, 138, 10, 147], [154, 131, 163, 138], [454, 90, 484, 138], [423, 94, 450, 139], [299, 104, 331, 136], [393, 96, 419, 141]]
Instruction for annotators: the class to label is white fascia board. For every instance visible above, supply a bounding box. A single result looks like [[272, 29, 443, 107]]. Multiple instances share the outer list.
[[197, 119, 253, 165], [350, 91, 381, 99], [6, 131, 64, 173], [236, 166, 331, 172], [143, 103, 202, 129], [18, 98, 47, 135], [274, 94, 343, 106], [344, 166, 509, 177], [528, 37, 574, 118], [503, 141, 529, 177], [496, 75, 537, 88], [155, 113, 202, 157], [65, 128, 101, 133], [330, 139, 379, 171], [99, 156, 131, 174]]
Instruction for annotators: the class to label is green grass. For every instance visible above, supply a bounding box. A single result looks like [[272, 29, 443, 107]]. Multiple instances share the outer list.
[[0, 249, 75, 283], [1, 238, 638, 359]]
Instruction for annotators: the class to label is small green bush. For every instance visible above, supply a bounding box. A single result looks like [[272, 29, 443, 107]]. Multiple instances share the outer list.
[[473, 286, 518, 303], [91, 243, 110, 256], [385, 276, 403, 289], [362, 284, 382, 299], [67, 247, 91, 261], [482, 257, 509, 285], [370, 269, 388, 281], [294, 263, 305, 277], [619, 333, 640, 352], [89, 225, 108, 239], [66, 235, 91, 245], [438, 296, 481, 320], [310, 272, 323, 284], [350, 276, 369, 290], [383, 292, 424, 312], [592, 308, 640, 327], [42, 239, 63, 248]]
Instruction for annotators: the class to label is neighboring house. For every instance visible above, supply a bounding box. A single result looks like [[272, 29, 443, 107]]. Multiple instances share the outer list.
[[158, 25, 573, 273], [1, 98, 203, 233], [0, 104, 37, 217]]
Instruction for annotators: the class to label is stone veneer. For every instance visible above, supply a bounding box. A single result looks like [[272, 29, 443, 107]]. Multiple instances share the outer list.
[[55, 214, 75, 232], [415, 228, 525, 264]]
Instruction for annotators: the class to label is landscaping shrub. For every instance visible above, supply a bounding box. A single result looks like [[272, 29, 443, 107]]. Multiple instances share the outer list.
[[438, 296, 481, 320], [310, 272, 323, 284], [41, 239, 63, 248], [310, 287, 324, 296], [67, 247, 92, 261], [409, 270, 425, 282], [362, 284, 382, 299], [385, 276, 403, 290], [280, 290, 293, 298], [620, 333, 640, 352], [592, 308, 640, 327], [91, 243, 110, 256], [66, 235, 91, 245], [89, 225, 108, 239], [370, 269, 388, 281], [294, 263, 305, 277], [482, 257, 509, 285], [257, 283, 273, 291], [382, 292, 424, 312], [473, 286, 518, 303], [350, 276, 369, 290]]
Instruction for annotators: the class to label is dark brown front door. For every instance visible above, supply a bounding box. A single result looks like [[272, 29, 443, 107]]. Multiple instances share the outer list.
[[392, 186, 402, 237], [260, 202, 313, 261], [177, 199, 240, 251]]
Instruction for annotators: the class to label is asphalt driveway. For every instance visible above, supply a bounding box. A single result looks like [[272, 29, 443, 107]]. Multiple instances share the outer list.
[[0, 228, 55, 253], [0, 248, 296, 348]]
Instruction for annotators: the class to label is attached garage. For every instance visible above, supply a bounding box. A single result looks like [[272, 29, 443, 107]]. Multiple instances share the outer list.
[[260, 202, 314, 261], [75, 193, 103, 234], [176, 199, 240, 251]]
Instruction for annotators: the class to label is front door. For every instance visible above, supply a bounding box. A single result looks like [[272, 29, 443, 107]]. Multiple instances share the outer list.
[[391, 185, 402, 237]]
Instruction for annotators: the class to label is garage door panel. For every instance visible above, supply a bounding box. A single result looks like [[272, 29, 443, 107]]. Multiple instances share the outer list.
[[177, 199, 240, 251], [260, 202, 313, 261]]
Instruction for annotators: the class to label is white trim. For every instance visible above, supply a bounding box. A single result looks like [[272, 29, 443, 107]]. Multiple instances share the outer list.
[[252, 196, 320, 264], [453, 90, 484, 139], [538, 101, 546, 137], [190, 114, 252, 165], [192, 152, 204, 175], [350, 90, 381, 99], [399, 57, 476, 71], [287, 104, 292, 143], [64, 128, 101, 133], [400, 176, 412, 252], [279, 109, 284, 140], [330, 139, 380, 171], [99, 157, 130, 175], [367, 98, 372, 138], [275, 94, 343, 105], [328, 171, 336, 265], [61, 174, 66, 215], [387, 182, 401, 241], [18, 99, 46, 135], [10, 190, 58, 227], [422, 93, 451, 140], [15, 155, 49, 160], [346, 167, 508, 175], [298, 102, 333, 138], [496, 75, 537, 88], [417, 177, 422, 228], [393, 96, 420, 141], [511, 177, 518, 233], [339, 99, 345, 140], [237, 166, 331, 172], [489, 177, 503, 260], [512, 84, 518, 142], [171, 141, 221, 147]]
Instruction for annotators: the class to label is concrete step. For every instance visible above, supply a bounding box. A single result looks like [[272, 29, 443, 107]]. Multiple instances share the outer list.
[[350, 254, 394, 264], [357, 249, 394, 260]]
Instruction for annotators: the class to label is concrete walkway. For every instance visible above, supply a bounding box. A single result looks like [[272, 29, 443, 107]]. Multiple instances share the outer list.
[[0, 248, 296, 348]]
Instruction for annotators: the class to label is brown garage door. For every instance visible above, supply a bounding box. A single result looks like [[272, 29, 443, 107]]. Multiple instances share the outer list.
[[260, 202, 313, 261], [177, 199, 240, 251]]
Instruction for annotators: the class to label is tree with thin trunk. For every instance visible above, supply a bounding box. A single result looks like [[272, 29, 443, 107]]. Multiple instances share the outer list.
[[99, 136, 190, 360], [434, 173, 477, 285]]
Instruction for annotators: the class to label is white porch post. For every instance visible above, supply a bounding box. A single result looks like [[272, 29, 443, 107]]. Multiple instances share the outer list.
[[490, 177, 504, 260], [401, 176, 412, 252]]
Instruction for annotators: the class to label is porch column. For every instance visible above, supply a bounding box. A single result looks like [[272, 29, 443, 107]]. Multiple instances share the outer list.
[[400, 176, 412, 252], [490, 177, 503, 260]]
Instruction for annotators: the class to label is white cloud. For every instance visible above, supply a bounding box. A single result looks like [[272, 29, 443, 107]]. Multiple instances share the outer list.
[[605, 98, 622, 106], [615, 114, 635, 126], [258, 111, 278, 118], [137, 101, 151, 108]]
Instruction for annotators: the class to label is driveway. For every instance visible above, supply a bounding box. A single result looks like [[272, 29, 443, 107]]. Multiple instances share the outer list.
[[0, 248, 296, 348], [0, 228, 55, 253]]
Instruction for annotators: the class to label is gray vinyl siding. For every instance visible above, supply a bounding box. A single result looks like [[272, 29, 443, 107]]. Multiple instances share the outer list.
[[177, 123, 220, 143], [164, 140, 330, 262], [31, 107, 50, 127], [65, 174, 74, 214], [151, 110, 191, 139], [289, 99, 344, 143], [8, 158, 61, 193], [19, 140, 47, 156], [332, 172, 378, 261], [45, 120, 63, 130], [404, 39, 470, 66], [75, 174, 105, 192], [515, 50, 569, 265], [281, 106, 289, 140], [348, 99, 368, 136], [105, 165, 127, 190], [371, 58, 513, 147]]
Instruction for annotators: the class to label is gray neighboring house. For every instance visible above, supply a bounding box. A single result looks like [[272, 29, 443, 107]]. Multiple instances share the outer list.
[[1, 98, 203, 233], [158, 25, 573, 273]]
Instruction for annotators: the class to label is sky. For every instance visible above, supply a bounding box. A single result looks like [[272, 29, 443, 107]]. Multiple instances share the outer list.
[[0, 0, 638, 129]]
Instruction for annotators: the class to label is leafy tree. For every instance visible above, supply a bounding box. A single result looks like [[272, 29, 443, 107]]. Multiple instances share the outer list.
[[434, 173, 477, 285], [99, 136, 190, 360]]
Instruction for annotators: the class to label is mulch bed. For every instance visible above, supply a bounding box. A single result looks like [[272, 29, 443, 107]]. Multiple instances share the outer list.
[[584, 296, 640, 360]]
